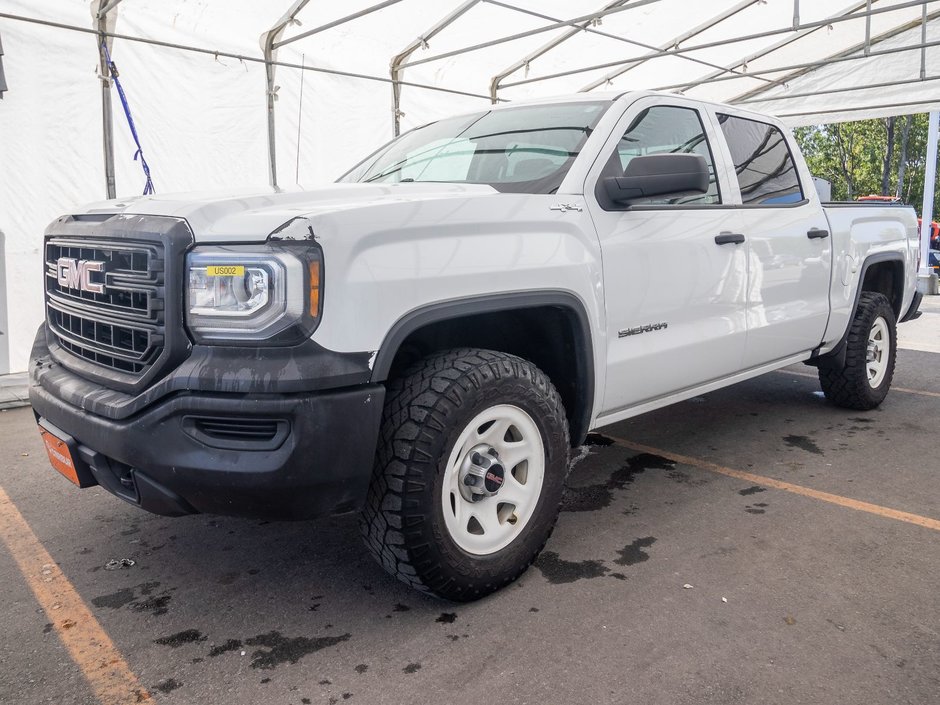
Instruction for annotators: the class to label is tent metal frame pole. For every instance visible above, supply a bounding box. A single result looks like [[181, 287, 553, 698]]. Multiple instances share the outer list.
[[651, 1, 869, 97], [489, 0, 632, 104], [398, 0, 667, 70], [262, 0, 312, 191], [773, 96, 940, 119], [735, 73, 940, 104], [95, 0, 123, 199], [922, 1, 929, 79], [865, 0, 872, 55], [919, 111, 939, 290], [390, 0, 481, 137], [273, 0, 406, 50], [728, 9, 940, 103], [0, 12, 492, 100], [579, 0, 762, 92], [487, 0, 682, 53], [488, 0, 774, 101], [97, 16, 115, 199], [97, 0, 124, 18], [793, 0, 800, 29], [650, 38, 940, 93], [498, 0, 935, 90]]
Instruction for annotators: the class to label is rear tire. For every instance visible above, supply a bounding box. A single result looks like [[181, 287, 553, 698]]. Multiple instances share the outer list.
[[361, 348, 569, 601], [818, 292, 897, 410]]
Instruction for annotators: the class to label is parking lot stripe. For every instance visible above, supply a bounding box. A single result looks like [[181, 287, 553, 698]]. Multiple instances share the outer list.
[[605, 436, 940, 532], [775, 369, 940, 398], [0, 487, 151, 704]]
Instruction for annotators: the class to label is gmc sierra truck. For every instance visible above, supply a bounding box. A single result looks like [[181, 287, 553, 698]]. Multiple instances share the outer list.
[[29, 91, 922, 601]]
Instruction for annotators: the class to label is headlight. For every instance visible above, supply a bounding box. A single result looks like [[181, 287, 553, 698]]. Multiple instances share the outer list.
[[186, 244, 322, 344]]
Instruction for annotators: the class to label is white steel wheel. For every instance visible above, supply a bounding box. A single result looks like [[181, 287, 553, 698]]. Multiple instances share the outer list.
[[362, 348, 569, 601], [441, 404, 546, 555], [866, 316, 890, 388], [818, 292, 897, 411]]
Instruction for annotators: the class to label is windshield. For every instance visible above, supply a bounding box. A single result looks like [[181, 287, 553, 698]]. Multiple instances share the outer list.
[[339, 101, 610, 194]]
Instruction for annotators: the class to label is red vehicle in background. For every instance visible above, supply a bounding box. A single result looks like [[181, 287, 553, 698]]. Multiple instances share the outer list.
[[857, 195, 940, 249], [925, 220, 940, 249]]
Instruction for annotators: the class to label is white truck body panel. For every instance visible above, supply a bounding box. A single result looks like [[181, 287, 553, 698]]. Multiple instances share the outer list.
[[65, 91, 919, 433], [820, 206, 919, 354]]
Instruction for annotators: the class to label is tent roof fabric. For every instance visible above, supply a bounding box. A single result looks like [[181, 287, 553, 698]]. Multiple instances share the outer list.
[[2, 0, 940, 126]]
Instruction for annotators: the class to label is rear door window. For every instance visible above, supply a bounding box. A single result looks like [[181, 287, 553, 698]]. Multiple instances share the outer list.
[[717, 114, 804, 205]]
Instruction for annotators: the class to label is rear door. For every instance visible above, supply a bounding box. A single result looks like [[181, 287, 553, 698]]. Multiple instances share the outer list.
[[713, 112, 832, 367], [585, 96, 748, 418]]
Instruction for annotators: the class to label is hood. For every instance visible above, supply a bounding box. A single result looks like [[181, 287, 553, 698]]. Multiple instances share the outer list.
[[78, 182, 499, 242]]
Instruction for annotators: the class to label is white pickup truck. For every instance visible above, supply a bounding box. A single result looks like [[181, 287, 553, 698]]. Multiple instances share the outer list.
[[30, 91, 922, 601]]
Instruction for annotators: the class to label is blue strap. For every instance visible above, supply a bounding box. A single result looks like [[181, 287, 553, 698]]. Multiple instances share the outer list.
[[101, 43, 155, 196]]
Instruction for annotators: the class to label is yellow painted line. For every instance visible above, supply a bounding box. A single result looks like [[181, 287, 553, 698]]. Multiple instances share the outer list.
[[0, 487, 151, 703], [775, 369, 940, 399], [605, 435, 940, 532]]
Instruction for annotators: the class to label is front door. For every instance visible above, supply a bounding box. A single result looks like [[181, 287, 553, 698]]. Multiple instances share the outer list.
[[585, 98, 748, 418]]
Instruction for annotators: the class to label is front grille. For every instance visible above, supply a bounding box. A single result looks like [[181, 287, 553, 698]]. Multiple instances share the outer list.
[[45, 237, 165, 376]]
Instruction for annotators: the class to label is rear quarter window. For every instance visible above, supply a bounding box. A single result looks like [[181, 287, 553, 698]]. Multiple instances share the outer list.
[[717, 114, 804, 206]]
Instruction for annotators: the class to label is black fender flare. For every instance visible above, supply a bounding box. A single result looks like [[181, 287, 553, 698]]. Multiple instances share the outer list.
[[370, 291, 595, 445], [807, 251, 905, 369]]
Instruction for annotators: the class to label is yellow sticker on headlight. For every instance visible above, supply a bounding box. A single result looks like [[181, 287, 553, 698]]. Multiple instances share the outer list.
[[206, 265, 245, 277]]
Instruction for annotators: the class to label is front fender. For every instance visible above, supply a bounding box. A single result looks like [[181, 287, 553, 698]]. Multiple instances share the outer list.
[[305, 193, 606, 422]]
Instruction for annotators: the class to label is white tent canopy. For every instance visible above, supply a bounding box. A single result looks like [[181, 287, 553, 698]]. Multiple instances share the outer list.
[[1, 0, 939, 372]]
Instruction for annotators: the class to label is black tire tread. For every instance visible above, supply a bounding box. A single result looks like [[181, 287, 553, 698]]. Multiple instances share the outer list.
[[360, 348, 569, 601], [819, 291, 897, 411]]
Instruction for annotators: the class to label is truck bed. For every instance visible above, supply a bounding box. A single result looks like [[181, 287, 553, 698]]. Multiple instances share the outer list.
[[819, 204, 919, 353]]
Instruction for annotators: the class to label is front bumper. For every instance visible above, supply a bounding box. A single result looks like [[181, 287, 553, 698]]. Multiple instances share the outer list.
[[29, 332, 384, 520]]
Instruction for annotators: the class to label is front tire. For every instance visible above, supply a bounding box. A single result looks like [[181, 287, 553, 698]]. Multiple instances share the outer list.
[[361, 348, 569, 601], [819, 292, 897, 410]]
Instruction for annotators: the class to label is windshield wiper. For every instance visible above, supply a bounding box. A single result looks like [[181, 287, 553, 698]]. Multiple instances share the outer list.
[[363, 167, 404, 183]]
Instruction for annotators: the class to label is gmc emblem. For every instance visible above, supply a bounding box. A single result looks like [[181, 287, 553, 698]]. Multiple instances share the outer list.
[[57, 257, 106, 294]]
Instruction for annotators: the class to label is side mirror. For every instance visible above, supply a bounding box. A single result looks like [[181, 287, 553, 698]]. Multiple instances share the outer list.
[[603, 153, 709, 204]]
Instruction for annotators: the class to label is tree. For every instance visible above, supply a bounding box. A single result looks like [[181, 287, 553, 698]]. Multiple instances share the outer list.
[[881, 116, 895, 196], [794, 113, 937, 218], [896, 115, 914, 199]]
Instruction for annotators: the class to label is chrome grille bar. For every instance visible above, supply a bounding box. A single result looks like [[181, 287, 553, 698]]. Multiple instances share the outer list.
[[44, 237, 166, 377]]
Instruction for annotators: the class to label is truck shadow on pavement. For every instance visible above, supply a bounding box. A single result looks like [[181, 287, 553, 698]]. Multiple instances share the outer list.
[[77, 433, 678, 694]]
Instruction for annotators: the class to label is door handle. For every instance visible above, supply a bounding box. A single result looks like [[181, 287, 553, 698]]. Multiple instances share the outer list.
[[714, 232, 745, 245], [807, 228, 830, 239]]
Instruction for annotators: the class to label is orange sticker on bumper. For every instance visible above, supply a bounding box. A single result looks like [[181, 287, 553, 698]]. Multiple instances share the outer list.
[[39, 427, 80, 486]]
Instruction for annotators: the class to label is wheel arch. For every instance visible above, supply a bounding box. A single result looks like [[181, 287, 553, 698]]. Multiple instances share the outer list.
[[858, 253, 905, 319], [371, 291, 595, 446], [808, 251, 905, 370]]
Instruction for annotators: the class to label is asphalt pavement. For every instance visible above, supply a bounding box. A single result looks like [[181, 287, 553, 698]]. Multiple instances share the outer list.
[[1, 308, 938, 705]]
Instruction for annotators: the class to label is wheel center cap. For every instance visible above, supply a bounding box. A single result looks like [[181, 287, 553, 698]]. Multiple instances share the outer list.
[[484, 464, 505, 493], [458, 444, 505, 502]]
